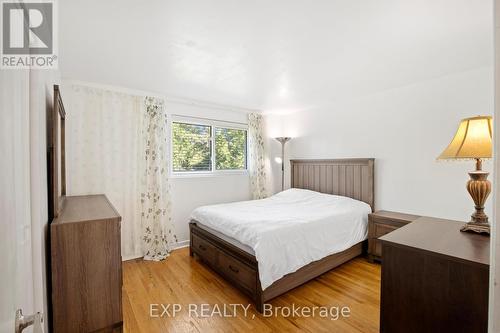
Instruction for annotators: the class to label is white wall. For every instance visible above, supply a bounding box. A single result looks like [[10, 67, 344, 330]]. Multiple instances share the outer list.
[[265, 67, 494, 221], [166, 101, 251, 243]]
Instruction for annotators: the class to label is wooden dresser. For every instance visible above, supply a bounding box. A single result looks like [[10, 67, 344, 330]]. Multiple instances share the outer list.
[[368, 210, 420, 262], [51, 195, 123, 333], [379, 216, 490, 333]]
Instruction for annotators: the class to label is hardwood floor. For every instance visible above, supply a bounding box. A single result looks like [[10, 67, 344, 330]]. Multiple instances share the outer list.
[[122, 247, 381, 333]]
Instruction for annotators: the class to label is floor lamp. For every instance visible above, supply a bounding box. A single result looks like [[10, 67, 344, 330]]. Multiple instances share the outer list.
[[274, 137, 292, 191]]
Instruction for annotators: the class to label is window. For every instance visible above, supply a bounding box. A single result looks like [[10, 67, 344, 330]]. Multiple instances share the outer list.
[[215, 127, 247, 170], [171, 118, 247, 174], [172, 122, 212, 172]]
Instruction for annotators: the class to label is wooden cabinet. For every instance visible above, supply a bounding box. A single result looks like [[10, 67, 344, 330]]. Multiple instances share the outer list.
[[368, 211, 420, 262], [51, 195, 122, 333], [379, 217, 489, 333]]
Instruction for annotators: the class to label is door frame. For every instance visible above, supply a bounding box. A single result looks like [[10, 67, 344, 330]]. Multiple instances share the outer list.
[[490, 0, 500, 331]]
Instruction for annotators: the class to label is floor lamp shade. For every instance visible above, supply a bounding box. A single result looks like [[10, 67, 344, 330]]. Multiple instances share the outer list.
[[437, 116, 493, 234]]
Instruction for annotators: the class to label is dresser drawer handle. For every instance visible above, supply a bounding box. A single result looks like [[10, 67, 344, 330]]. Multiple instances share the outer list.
[[198, 244, 206, 251], [228, 265, 239, 273]]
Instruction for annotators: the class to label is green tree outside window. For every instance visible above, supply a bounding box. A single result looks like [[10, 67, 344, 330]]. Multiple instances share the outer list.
[[172, 122, 247, 172]]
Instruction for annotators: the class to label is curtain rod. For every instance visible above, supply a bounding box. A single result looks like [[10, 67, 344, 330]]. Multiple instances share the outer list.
[[170, 114, 248, 126]]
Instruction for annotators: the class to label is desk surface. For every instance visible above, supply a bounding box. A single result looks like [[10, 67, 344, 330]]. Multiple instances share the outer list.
[[379, 216, 489, 266]]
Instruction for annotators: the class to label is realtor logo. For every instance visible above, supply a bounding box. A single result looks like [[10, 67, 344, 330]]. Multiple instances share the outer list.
[[1, 0, 57, 69]]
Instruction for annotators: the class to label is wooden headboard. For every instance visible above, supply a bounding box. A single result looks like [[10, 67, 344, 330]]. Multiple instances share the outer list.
[[290, 158, 375, 210]]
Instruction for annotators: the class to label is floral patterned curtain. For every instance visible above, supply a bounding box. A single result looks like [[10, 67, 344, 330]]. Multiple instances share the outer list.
[[140, 97, 177, 261], [248, 113, 268, 199]]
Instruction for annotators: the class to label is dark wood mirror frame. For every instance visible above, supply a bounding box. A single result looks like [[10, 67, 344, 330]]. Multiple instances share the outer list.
[[48, 84, 66, 220]]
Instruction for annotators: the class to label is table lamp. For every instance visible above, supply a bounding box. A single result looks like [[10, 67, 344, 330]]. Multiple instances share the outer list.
[[437, 115, 493, 234]]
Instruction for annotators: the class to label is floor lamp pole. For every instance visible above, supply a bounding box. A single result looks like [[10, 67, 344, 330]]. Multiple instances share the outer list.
[[281, 141, 285, 191], [274, 137, 292, 191]]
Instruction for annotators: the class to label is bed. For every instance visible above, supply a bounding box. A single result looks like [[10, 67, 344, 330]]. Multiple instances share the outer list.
[[189, 158, 375, 312]]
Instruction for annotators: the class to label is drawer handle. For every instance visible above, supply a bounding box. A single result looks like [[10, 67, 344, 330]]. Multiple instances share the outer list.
[[198, 244, 206, 251], [228, 265, 239, 273]]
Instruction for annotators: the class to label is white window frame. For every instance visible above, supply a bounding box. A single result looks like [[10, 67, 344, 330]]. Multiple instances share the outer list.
[[170, 115, 249, 177]]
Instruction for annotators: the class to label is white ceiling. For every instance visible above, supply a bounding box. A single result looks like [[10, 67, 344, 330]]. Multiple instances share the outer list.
[[59, 0, 493, 113]]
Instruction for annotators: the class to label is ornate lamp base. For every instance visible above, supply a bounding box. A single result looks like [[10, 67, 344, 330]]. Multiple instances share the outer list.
[[461, 167, 491, 235], [461, 221, 490, 234]]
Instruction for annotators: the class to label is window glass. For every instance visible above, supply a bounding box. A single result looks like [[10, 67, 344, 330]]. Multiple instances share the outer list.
[[215, 127, 247, 170], [172, 122, 212, 172]]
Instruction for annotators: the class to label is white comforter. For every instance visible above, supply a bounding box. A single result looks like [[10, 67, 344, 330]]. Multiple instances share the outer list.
[[190, 189, 371, 290]]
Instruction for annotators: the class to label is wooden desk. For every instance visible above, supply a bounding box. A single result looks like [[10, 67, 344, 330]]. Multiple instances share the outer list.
[[379, 216, 490, 333]]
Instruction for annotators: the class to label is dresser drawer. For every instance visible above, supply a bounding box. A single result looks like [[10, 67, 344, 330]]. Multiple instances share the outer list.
[[217, 251, 257, 294], [192, 233, 218, 266]]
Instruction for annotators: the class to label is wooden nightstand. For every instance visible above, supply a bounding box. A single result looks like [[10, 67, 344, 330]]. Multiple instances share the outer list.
[[367, 210, 420, 262]]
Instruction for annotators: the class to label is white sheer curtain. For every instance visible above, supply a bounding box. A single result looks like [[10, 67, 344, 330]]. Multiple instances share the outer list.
[[64, 84, 142, 259], [140, 97, 177, 260], [248, 113, 268, 199]]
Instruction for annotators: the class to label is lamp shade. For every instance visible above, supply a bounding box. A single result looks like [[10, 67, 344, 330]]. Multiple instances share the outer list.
[[274, 137, 292, 144], [438, 116, 492, 160]]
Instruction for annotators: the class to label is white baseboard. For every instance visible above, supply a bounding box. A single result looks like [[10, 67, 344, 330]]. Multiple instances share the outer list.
[[122, 240, 190, 262], [172, 239, 190, 250], [122, 253, 143, 261]]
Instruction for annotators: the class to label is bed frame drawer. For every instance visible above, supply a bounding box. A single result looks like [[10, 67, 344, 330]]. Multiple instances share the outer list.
[[191, 233, 217, 266], [217, 251, 257, 294], [191, 227, 258, 295]]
